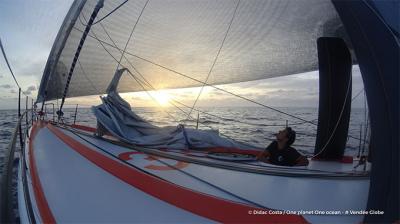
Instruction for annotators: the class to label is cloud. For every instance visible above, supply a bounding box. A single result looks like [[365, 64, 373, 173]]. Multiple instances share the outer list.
[[10, 89, 17, 94], [0, 84, 12, 89], [26, 85, 36, 91], [0, 75, 3, 78], [22, 85, 37, 95]]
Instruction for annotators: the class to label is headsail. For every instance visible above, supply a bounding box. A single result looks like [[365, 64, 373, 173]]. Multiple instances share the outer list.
[[37, 0, 349, 102]]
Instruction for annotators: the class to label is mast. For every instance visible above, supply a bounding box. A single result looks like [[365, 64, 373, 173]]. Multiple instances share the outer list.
[[314, 37, 352, 160], [332, 0, 399, 222]]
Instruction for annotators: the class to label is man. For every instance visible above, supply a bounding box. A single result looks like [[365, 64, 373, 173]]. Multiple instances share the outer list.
[[257, 127, 309, 166]]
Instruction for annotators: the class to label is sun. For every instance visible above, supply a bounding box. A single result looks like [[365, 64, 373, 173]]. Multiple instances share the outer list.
[[152, 90, 171, 107]]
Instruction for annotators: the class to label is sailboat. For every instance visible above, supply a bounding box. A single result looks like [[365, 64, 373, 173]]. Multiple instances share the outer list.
[[1, 0, 398, 223]]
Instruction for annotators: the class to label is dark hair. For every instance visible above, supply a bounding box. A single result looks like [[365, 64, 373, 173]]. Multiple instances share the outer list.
[[285, 127, 296, 146]]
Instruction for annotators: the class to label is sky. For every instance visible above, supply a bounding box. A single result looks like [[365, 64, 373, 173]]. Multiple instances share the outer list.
[[0, 0, 366, 110]]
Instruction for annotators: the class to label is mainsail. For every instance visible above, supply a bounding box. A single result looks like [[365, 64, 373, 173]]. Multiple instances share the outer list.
[[37, 0, 349, 102]]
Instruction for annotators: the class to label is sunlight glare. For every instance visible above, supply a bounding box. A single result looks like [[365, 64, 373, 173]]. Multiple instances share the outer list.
[[152, 90, 171, 107]]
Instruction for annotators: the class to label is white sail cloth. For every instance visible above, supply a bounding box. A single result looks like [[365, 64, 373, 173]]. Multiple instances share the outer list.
[[38, 0, 350, 102], [92, 69, 256, 150]]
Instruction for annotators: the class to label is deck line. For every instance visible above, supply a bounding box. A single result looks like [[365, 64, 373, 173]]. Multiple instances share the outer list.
[[47, 123, 307, 223]]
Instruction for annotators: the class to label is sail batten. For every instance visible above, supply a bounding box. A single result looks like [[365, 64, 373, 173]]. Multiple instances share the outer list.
[[37, 0, 350, 102]]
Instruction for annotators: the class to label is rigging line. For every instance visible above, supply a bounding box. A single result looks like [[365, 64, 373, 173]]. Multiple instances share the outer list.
[[82, 13, 162, 121], [93, 0, 129, 25], [72, 124, 366, 177], [296, 132, 317, 138], [99, 21, 151, 89], [88, 19, 180, 122], [115, 0, 149, 71], [88, 19, 190, 120], [152, 157, 268, 209], [84, 21, 173, 127], [0, 38, 36, 99], [349, 132, 369, 143], [68, 127, 268, 209], [90, 21, 317, 139], [58, 0, 105, 116], [78, 1, 130, 27], [128, 71, 260, 149], [129, 70, 211, 126], [311, 74, 353, 159], [351, 88, 364, 101], [84, 14, 328, 147], [127, 47, 320, 126], [130, 69, 191, 120], [126, 69, 180, 123], [70, 119, 366, 177], [173, 100, 289, 127], [0, 37, 20, 89], [74, 27, 368, 142], [79, 16, 120, 64], [94, 21, 283, 129], [79, 14, 135, 94], [66, 127, 183, 187], [109, 47, 189, 118], [129, 69, 220, 129], [118, 49, 318, 126], [77, 59, 99, 92], [128, 72, 179, 122], [127, 69, 254, 148], [125, 64, 202, 121], [119, 52, 318, 125], [214, 131, 263, 150], [361, 91, 369, 156], [186, 0, 241, 121], [74, 27, 318, 126], [80, 16, 182, 123], [125, 61, 231, 129]]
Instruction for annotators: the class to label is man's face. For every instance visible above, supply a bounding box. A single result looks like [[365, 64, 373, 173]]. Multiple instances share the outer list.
[[276, 129, 289, 142]]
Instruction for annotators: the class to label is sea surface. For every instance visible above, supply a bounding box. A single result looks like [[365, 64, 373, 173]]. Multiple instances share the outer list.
[[0, 106, 369, 174]]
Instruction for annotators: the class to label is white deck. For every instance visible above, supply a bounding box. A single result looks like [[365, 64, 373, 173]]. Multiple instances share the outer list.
[[24, 125, 214, 223], [20, 123, 370, 223]]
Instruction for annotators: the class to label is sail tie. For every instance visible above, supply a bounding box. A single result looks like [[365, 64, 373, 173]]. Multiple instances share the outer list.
[[179, 124, 192, 150]]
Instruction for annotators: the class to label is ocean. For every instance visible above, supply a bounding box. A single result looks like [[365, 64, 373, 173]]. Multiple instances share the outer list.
[[0, 106, 369, 175]]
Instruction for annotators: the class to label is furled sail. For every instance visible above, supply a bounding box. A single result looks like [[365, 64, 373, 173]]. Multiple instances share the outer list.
[[37, 0, 349, 102], [93, 68, 256, 150]]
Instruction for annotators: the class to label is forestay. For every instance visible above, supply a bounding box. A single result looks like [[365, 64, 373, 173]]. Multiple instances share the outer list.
[[37, 0, 349, 102]]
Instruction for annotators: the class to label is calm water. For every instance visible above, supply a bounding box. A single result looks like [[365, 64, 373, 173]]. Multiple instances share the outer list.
[[0, 106, 369, 174]]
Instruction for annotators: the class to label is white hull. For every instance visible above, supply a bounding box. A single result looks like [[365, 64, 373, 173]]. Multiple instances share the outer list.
[[18, 121, 370, 223]]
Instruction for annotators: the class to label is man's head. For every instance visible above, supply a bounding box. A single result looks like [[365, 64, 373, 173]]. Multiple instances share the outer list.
[[276, 127, 296, 146]]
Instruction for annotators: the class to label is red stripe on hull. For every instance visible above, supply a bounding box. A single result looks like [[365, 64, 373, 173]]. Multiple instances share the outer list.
[[47, 123, 307, 223], [29, 121, 56, 223], [70, 124, 96, 133]]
